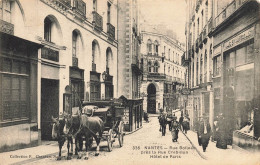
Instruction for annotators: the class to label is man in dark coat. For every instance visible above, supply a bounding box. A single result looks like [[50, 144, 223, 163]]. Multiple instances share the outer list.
[[198, 114, 211, 152], [179, 114, 184, 131]]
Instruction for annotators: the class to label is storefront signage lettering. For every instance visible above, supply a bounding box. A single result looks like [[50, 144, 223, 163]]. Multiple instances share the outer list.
[[224, 27, 254, 51]]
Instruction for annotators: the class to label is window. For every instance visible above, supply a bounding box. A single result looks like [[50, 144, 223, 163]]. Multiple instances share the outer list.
[[0, 0, 11, 22], [154, 41, 159, 55], [107, 2, 111, 23], [154, 61, 159, 73], [168, 49, 170, 60], [147, 40, 152, 54], [90, 83, 101, 101], [44, 17, 52, 42], [92, 41, 96, 63], [72, 31, 78, 58], [197, 18, 199, 36], [0, 58, 29, 122], [148, 61, 152, 72], [213, 55, 221, 77], [93, 0, 97, 11]]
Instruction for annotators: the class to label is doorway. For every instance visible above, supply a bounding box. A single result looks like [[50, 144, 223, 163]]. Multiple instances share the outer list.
[[41, 78, 59, 140], [147, 83, 156, 114]]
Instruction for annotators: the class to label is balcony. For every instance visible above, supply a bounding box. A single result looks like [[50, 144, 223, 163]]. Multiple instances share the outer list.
[[107, 23, 115, 40], [0, 20, 14, 35], [92, 11, 103, 31], [202, 25, 207, 44], [215, 0, 251, 28], [52, 0, 71, 10], [147, 73, 166, 81], [208, 17, 213, 35], [72, 57, 78, 67], [72, 0, 86, 17], [92, 63, 96, 72], [199, 33, 203, 49], [131, 56, 142, 75], [182, 52, 191, 66], [41, 47, 59, 62]]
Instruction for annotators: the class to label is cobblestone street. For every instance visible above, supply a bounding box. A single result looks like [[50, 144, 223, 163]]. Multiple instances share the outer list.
[[2, 116, 203, 165]]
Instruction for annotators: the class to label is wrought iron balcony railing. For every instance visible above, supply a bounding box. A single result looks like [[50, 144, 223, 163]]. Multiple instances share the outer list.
[[53, 0, 71, 10], [41, 47, 59, 62], [0, 20, 14, 35], [107, 23, 115, 40], [73, 0, 86, 16], [215, 0, 249, 27], [92, 11, 103, 31]]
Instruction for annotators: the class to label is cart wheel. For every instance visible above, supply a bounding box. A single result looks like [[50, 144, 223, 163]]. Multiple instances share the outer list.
[[118, 121, 124, 147], [107, 129, 113, 152]]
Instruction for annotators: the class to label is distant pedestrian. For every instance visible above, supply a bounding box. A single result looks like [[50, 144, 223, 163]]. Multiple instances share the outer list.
[[171, 120, 179, 142], [182, 117, 190, 134], [179, 114, 184, 131], [198, 113, 211, 152]]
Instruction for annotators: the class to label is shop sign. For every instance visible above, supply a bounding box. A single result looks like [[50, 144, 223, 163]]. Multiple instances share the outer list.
[[224, 27, 254, 51]]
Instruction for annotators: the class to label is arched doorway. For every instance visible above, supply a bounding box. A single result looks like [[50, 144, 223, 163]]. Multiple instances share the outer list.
[[147, 84, 156, 114]]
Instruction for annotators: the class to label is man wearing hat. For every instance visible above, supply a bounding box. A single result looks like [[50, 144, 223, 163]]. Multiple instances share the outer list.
[[198, 113, 212, 152]]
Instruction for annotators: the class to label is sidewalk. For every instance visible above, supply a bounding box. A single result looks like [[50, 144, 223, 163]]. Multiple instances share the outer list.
[[183, 130, 260, 165]]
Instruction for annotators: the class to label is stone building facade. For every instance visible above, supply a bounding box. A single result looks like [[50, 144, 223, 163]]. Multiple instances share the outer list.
[[140, 31, 185, 114], [0, 0, 118, 152]]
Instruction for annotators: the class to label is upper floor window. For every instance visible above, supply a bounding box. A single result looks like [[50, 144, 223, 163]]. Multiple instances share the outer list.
[[148, 61, 152, 72], [92, 41, 96, 63], [0, 0, 11, 22], [44, 17, 52, 42], [168, 49, 171, 60], [154, 41, 159, 55], [154, 61, 159, 73], [147, 39, 152, 54], [93, 0, 97, 11], [107, 2, 111, 23], [72, 31, 78, 58]]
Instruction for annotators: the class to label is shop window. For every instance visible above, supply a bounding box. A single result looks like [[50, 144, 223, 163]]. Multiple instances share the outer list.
[[90, 83, 101, 101], [246, 42, 254, 63], [0, 58, 29, 122], [236, 46, 246, 67]]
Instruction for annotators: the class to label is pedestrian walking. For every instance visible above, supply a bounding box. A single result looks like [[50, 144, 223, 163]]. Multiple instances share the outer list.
[[171, 120, 179, 142], [216, 113, 228, 149], [198, 113, 211, 152], [182, 116, 190, 134], [179, 114, 184, 131]]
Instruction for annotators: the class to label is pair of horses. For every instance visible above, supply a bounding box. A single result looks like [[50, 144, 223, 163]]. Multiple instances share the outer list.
[[51, 110, 104, 160]]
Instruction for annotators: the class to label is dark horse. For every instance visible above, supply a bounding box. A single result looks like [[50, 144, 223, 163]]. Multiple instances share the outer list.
[[158, 114, 167, 136], [66, 110, 104, 160], [51, 116, 73, 160]]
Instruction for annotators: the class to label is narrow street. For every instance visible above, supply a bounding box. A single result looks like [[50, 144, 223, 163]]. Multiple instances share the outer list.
[[22, 116, 204, 165]]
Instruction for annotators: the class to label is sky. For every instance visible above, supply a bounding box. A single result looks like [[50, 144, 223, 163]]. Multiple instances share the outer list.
[[139, 0, 187, 43]]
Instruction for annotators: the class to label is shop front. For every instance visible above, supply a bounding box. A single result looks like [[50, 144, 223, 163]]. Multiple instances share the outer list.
[[0, 32, 42, 152]]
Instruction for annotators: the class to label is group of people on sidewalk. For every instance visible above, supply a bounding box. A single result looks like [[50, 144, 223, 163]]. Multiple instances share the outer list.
[[196, 113, 231, 152]]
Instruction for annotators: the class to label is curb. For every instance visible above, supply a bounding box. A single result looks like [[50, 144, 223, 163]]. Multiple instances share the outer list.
[[125, 126, 143, 135], [181, 130, 207, 160]]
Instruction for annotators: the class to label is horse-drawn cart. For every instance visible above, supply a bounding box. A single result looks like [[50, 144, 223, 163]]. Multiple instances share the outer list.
[[82, 101, 125, 152]]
